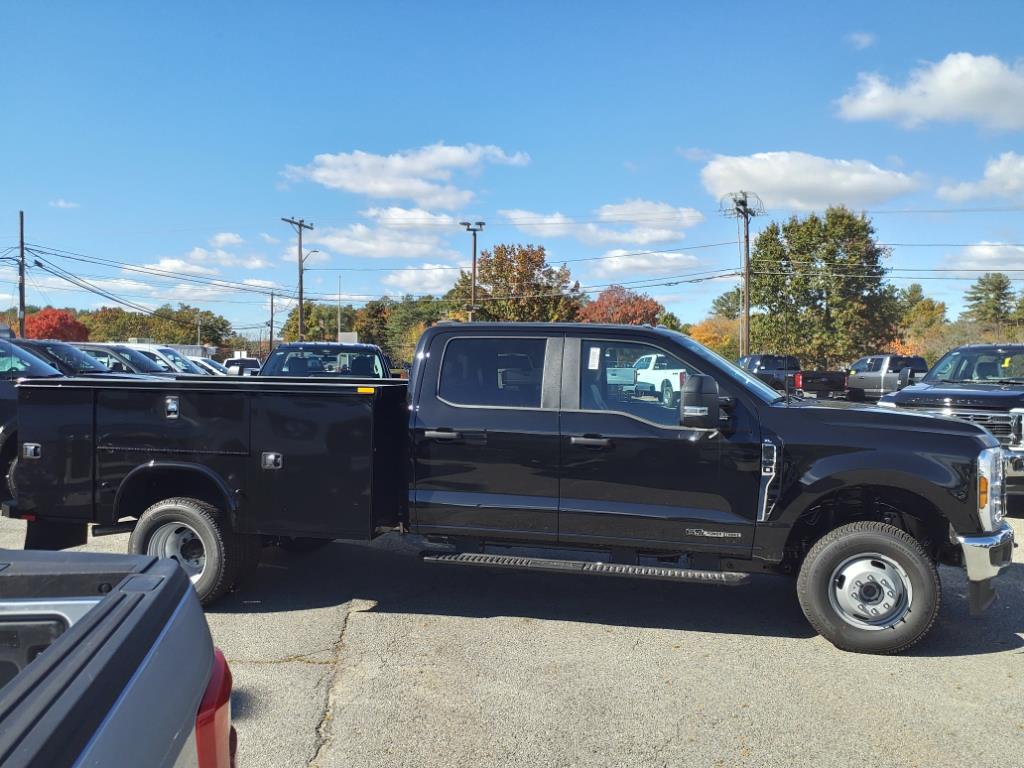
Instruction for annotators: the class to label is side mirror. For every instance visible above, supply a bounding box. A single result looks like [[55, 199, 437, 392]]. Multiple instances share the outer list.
[[897, 366, 912, 390], [680, 374, 720, 430]]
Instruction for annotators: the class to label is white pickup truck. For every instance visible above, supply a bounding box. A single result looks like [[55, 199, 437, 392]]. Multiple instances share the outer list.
[[631, 353, 689, 405]]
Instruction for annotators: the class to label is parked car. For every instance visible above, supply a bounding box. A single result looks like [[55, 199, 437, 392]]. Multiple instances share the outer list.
[[190, 356, 230, 376], [223, 356, 262, 376], [7, 323, 1017, 655], [124, 343, 206, 375], [11, 339, 149, 379], [0, 548, 237, 768], [258, 343, 390, 378], [74, 342, 174, 375], [846, 354, 929, 401], [631, 351, 689, 404], [738, 354, 846, 398], [879, 343, 1024, 515]]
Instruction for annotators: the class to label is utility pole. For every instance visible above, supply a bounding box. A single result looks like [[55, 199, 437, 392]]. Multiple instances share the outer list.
[[196, 318, 201, 346], [720, 192, 764, 357], [18, 211, 25, 337], [459, 220, 485, 322], [337, 275, 342, 341], [281, 217, 314, 340], [268, 291, 275, 353]]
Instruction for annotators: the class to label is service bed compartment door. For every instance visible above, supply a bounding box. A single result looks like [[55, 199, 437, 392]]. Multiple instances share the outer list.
[[411, 334, 561, 542], [249, 391, 376, 539]]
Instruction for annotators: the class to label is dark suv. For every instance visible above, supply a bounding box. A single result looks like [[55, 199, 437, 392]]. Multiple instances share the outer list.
[[259, 342, 390, 378]]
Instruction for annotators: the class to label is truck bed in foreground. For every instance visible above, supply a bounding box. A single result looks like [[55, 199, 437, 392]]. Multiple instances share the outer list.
[[0, 549, 235, 768]]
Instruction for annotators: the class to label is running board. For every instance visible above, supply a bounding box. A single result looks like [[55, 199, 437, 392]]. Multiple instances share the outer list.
[[421, 552, 749, 586]]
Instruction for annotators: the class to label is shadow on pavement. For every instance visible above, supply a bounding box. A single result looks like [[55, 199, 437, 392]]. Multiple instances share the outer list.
[[207, 538, 1024, 655], [229, 686, 258, 722]]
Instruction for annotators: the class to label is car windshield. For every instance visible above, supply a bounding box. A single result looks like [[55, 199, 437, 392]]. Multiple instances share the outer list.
[[924, 347, 1024, 383], [261, 346, 387, 377], [674, 333, 781, 402], [135, 349, 174, 371], [0, 341, 63, 378], [36, 342, 108, 373], [110, 346, 165, 372], [158, 348, 203, 374], [201, 358, 229, 374]]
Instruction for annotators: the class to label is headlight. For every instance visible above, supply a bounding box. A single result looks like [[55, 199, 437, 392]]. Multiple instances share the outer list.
[[977, 447, 1006, 531]]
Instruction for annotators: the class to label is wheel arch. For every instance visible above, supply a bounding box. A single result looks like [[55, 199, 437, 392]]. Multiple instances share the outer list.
[[113, 462, 239, 528]]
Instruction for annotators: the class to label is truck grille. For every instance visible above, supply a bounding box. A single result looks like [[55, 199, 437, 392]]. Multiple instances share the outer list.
[[936, 409, 1013, 443]]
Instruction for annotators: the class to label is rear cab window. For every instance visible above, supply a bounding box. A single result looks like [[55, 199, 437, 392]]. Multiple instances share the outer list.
[[438, 337, 546, 408]]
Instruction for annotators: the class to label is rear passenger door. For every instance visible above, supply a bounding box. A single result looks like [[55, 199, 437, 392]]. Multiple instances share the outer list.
[[411, 332, 562, 542]]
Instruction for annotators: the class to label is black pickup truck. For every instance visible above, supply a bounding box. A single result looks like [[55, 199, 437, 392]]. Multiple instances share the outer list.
[[737, 354, 847, 399], [4, 324, 1018, 655], [879, 343, 1024, 515], [0, 549, 236, 768]]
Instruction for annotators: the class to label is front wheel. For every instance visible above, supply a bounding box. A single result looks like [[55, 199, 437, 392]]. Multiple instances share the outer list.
[[129, 497, 244, 605], [796, 521, 940, 654], [660, 380, 675, 406]]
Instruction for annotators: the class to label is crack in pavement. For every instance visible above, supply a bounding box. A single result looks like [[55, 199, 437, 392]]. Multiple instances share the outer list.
[[308, 599, 377, 768], [227, 650, 336, 667]]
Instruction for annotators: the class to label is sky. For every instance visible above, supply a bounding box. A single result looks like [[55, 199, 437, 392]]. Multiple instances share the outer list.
[[2, 1, 1024, 336]]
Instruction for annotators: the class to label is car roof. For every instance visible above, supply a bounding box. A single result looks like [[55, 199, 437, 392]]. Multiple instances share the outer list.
[[272, 342, 381, 351]]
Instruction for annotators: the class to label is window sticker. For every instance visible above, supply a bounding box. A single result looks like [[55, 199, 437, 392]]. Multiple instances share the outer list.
[[588, 346, 601, 370]]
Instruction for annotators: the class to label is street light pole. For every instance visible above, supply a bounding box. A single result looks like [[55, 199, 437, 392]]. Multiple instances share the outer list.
[[459, 221, 485, 322], [282, 217, 315, 340]]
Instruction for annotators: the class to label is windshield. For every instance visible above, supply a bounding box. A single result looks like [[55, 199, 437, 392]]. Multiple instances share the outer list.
[[261, 345, 387, 378], [36, 342, 108, 373], [135, 349, 174, 371], [158, 348, 204, 374], [674, 333, 782, 402], [110, 346, 165, 372], [200, 357, 229, 374], [0, 340, 63, 378], [924, 347, 1024, 383]]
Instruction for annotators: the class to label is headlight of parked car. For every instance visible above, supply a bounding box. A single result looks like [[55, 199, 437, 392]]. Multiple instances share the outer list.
[[977, 447, 1006, 531]]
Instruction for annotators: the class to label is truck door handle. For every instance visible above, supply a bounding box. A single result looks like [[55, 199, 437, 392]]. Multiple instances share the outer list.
[[571, 435, 611, 448], [425, 430, 462, 441]]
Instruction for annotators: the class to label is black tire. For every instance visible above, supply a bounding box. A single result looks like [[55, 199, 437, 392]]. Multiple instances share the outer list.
[[6, 455, 17, 500], [660, 380, 674, 406], [128, 497, 243, 606], [278, 536, 332, 554], [797, 521, 940, 654]]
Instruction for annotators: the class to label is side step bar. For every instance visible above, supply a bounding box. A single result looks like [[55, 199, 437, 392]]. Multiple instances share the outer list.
[[421, 552, 749, 586]]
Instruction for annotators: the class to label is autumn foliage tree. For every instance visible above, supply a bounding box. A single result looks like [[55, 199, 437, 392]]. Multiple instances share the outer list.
[[24, 308, 89, 341], [578, 285, 663, 325]]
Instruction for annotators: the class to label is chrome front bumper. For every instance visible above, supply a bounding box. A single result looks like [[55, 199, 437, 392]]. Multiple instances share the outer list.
[[957, 522, 1016, 614]]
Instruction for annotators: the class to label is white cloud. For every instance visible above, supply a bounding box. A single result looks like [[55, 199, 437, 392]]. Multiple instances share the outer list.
[[242, 278, 278, 289], [284, 142, 529, 209], [48, 198, 79, 209], [676, 147, 712, 162], [500, 199, 702, 247], [700, 151, 918, 210], [210, 232, 244, 247], [186, 246, 270, 270], [312, 224, 458, 260], [937, 151, 1024, 200], [259, 232, 280, 244], [846, 31, 876, 50], [141, 258, 219, 276], [838, 52, 1024, 130], [593, 249, 701, 278], [360, 206, 455, 228], [948, 242, 1024, 273], [381, 264, 460, 295]]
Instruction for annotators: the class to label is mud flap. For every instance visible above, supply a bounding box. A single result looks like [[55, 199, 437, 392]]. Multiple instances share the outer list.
[[24, 520, 89, 550]]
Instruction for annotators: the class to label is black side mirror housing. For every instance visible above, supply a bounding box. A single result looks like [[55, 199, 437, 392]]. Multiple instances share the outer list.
[[897, 366, 912, 390], [680, 374, 720, 429]]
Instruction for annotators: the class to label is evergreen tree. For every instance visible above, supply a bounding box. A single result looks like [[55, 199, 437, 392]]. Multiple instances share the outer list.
[[961, 273, 1014, 323]]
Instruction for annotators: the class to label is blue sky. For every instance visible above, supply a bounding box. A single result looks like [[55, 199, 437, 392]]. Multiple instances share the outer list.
[[3, 1, 1024, 335]]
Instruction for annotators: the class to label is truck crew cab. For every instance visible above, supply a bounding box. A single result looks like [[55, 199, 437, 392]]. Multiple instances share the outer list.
[[5, 324, 1018, 655]]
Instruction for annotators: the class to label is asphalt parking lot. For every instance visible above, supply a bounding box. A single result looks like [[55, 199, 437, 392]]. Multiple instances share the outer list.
[[2, 517, 1022, 768]]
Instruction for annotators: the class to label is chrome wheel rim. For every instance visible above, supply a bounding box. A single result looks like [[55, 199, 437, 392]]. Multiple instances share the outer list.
[[147, 522, 205, 582], [828, 553, 913, 630]]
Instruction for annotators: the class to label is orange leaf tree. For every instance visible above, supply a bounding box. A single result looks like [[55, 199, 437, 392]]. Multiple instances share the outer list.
[[578, 285, 663, 325], [25, 308, 89, 341]]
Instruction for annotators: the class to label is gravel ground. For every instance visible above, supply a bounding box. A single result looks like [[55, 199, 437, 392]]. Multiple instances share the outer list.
[[2, 517, 1022, 768]]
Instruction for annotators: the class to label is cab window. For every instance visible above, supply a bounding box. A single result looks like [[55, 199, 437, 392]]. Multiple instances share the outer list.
[[438, 337, 546, 408], [579, 340, 697, 426]]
